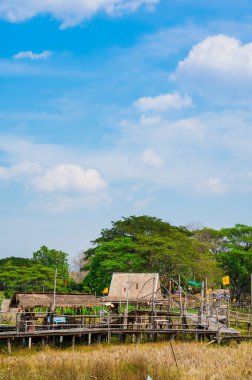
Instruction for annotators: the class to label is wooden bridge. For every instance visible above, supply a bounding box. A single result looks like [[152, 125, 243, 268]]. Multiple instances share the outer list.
[[0, 309, 246, 352]]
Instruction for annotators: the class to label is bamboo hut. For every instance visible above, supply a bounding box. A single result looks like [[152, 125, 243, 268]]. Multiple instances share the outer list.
[[105, 273, 164, 304], [9, 293, 101, 311]]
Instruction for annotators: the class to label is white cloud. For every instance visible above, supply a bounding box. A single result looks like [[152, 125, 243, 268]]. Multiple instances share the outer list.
[[141, 149, 163, 167], [0, 160, 107, 194], [175, 35, 252, 79], [0, 161, 42, 180], [31, 193, 112, 213], [32, 164, 107, 193], [194, 177, 228, 195], [133, 197, 152, 210], [140, 115, 161, 125], [0, 0, 159, 28], [13, 50, 52, 60], [134, 93, 193, 112]]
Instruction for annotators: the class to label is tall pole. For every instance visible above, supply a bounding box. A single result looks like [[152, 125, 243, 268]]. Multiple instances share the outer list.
[[250, 274, 252, 333], [53, 268, 57, 312], [178, 274, 182, 315], [152, 276, 156, 313], [205, 277, 209, 316], [126, 275, 129, 317], [199, 280, 204, 324]]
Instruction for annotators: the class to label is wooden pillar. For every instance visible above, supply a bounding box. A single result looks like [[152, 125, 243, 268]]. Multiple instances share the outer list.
[[88, 333, 91, 345], [72, 335, 75, 348], [107, 330, 111, 344], [7, 339, 11, 354], [28, 337, 32, 348], [60, 336, 63, 345], [41, 337, 45, 347], [136, 333, 141, 344], [97, 334, 101, 344]]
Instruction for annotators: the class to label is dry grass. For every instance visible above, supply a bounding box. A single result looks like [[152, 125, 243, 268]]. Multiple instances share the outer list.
[[0, 341, 251, 380]]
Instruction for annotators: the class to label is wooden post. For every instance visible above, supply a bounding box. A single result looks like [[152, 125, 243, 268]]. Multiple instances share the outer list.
[[7, 339, 11, 354], [52, 268, 57, 312], [168, 278, 171, 312], [250, 274, 252, 333], [28, 337, 32, 348], [88, 333, 91, 345], [60, 335, 63, 345], [178, 275, 182, 315], [137, 333, 141, 344], [72, 335, 75, 348]]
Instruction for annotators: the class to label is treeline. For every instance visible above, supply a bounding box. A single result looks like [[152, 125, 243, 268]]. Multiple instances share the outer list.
[[82, 216, 252, 299], [0, 216, 251, 299], [0, 246, 80, 297]]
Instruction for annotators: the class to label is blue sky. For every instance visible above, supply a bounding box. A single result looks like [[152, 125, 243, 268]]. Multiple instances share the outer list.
[[0, 0, 252, 261]]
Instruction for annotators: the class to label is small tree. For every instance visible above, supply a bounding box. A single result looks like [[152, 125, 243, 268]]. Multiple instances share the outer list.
[[33, 245, 69, 278]]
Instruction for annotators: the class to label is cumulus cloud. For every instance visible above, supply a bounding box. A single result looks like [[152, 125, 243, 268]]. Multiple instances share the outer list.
[[141, 149, 163, 167], [194, 177, 228, 195], [13, 50, 52, 60], [134, 93, 193, 112], [0, 0, 159, 28], [175, 35, 252, 79], [31, 193, 112, 213], [0, 161, 107, 193], [0, 161, 42, 180], [32, 164, 107, 193], [140, 115, 161, 125]]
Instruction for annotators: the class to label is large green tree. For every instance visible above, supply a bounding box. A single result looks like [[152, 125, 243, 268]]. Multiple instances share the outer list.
[[83, 216, 221, 293], [0, 257, 66, 297], [32, 245, 69, 278], [217, 224, 252, 297]]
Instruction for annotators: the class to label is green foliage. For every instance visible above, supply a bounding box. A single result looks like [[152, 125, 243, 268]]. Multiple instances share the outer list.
[[83, 237, 145, 293], [217, 224, 252, 296], [83, 215, 221, 294], [0, 257, 67, 297], [32, 245, 69, 278]]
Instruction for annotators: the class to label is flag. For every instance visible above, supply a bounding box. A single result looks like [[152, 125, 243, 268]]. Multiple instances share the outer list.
[[102, 287, 109, 294], [222, 276, 230, 285]]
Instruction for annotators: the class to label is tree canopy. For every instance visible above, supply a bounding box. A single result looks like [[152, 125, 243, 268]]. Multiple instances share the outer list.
[[217, 224, 252, 296], [0, 257, 66, 297], [83, 216, 221, 294], [32, 245, 69, 278]]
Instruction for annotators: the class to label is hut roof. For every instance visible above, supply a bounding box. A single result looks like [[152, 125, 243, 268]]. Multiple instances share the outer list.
[[105, 273, 164, 303], [9, 293, 100, 310]]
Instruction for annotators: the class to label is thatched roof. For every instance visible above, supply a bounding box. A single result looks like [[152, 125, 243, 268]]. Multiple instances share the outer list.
[[9, 293, 100, 310], [105, 273, 164, 303]]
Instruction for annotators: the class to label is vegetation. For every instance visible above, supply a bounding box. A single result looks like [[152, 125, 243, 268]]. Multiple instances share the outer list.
[[0, 216, 251, 300], [83, 216, 221, 294], [0, 342, 251, 379], [33, 245, 69, 278], [0, 251, 70, 297]]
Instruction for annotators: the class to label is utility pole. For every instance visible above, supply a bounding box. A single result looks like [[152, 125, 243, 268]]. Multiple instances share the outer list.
[[250, 274, 252, 333], [178, 274, 182, 315], [52, 268, 57, 312]]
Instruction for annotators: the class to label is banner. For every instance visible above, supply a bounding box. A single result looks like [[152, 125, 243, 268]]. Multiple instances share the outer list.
[[222, 276, 230, 285]]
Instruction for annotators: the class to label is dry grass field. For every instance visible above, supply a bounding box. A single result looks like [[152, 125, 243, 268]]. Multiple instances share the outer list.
[[0, 341, 251, 380]]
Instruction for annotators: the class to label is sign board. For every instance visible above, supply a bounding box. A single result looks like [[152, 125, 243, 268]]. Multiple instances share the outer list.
[[53, 317, 66, 323]]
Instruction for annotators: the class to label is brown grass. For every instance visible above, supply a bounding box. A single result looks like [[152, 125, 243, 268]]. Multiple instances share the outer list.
[[0, 341, 251, 380]]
